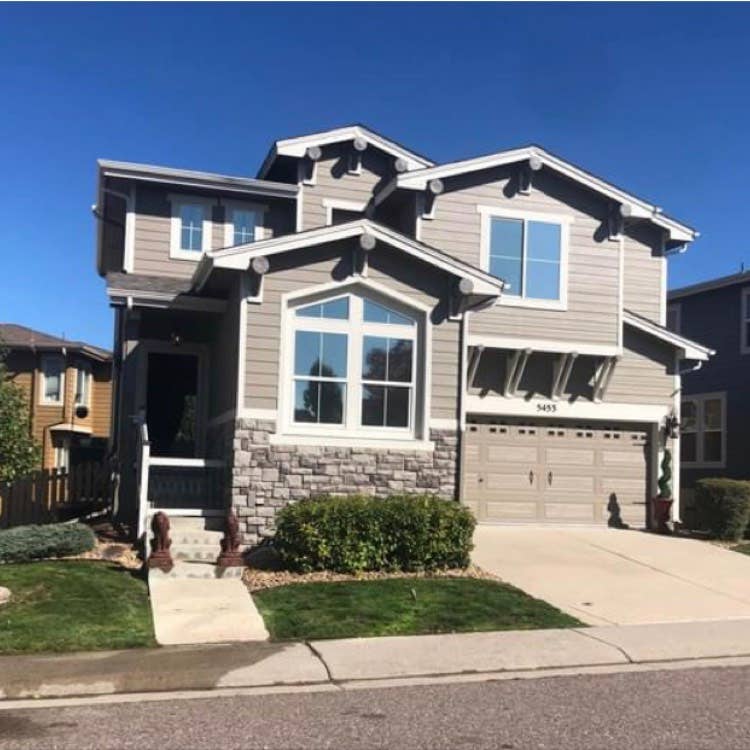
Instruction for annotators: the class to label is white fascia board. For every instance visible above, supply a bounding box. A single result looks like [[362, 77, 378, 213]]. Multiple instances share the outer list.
[[258, 126, 433, 178], [206, 219, 504, 296], [623, 311, 714, 360], [395, 146, 697, 243], [467, 334, 620, 357]]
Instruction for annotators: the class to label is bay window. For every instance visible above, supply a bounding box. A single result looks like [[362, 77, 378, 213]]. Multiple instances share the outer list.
[[287, 290, 420, 437], [680, 393, 725, 467]]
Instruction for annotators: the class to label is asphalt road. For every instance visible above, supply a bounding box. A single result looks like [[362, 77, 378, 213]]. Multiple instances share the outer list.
[[1, 665, 750, 749]]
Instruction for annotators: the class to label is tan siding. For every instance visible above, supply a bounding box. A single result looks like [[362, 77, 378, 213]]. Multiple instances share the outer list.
[[422, 166, 622, 346], [132, 185, 294, 278], [607, 328, 674, 405], [245, 241, 459, 421], [90, 364, 112, 438], [623, 223, 664, 323], [301, 145, 393, 230]]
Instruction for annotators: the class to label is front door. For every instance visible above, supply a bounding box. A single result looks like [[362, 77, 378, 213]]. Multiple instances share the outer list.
[[145, 352, 199, 457]]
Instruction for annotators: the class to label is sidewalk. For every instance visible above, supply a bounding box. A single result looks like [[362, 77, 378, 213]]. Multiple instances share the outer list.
[[3, 619, 750, 701]]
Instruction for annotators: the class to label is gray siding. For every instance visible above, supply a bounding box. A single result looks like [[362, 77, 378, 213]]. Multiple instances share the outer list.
[[623, 223, 664, 323], [132, 184, 293, 279], [421, 166, 622, 346], [244, 240, 459, 421], [300, 144, 394, 230]]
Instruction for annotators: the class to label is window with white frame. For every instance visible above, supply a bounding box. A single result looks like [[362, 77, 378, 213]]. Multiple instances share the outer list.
[[169, 196, 212, 259], [54, 436, 70, 471], [681, 393, 725, 466], [741, 288, 750, 354], [224, 205, 262, 247], [75, 365, 91, 407], [40, 355, 64, 404], [479, 208, 569, 306], [287, 291, 419, 436]]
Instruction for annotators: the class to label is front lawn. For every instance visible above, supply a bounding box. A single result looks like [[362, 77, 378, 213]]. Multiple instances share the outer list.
[[253, 577, 582, 641], [0, 561, 155, 654]]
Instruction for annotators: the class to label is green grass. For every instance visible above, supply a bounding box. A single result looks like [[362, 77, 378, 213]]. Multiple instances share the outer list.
[[253, 577, 582, 641], [0, 561, 155, 654]]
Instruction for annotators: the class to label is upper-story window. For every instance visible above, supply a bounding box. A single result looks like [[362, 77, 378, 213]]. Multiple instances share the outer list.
[[666, 303, 681, 334], [681, 392, 726, 467], [75, 365, 91, 407], [478, 206, 570, 310], [285, 289, 421, 438], [169, 195, 213, 260], [223, 203, 265, 247], [323, 198, 367, 227], [741, 288, 750, 354], [40, 355, 64, 405]]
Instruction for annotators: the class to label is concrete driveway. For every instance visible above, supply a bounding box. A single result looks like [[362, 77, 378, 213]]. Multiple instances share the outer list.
[[473, 526, 750, 626]]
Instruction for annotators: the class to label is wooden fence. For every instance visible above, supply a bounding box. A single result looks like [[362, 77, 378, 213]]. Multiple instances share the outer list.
[[0, 462, 114, 530]]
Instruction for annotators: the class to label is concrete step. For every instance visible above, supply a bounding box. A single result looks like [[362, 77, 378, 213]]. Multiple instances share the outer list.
[[166, 516, 226, 533], [149, 562, 244, 580], [171, 530, 224, 547]]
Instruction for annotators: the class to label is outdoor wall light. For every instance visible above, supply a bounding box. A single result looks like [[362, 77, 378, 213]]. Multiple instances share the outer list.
[[665, 414, 680, 439]]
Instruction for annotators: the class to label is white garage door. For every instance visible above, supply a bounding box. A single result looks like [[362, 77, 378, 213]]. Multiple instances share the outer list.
[[462, 419, 650, 527]]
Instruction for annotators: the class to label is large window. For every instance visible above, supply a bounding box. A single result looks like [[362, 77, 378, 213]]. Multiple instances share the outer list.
[[169, 196, 212, 259], [479, 207, 569, 307], [41, 355, 64, 404], [75, 365, 91, 407], [681, 393, 725, 467], [288, 291, 418, 435]]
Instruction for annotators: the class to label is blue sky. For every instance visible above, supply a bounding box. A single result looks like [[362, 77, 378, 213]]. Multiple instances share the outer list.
[[1, 2, 747, 349]]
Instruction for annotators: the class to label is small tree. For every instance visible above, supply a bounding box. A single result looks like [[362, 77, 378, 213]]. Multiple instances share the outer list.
[[0, 354, 41, 482], [657, 448, 673, 499]]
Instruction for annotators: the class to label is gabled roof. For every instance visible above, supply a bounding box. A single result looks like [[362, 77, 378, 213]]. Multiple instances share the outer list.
[[0, 324, 111, 361], [256, 124, 434, 179], [98, 160, 298, 200], [623, 310, 713, 361], [193, 219, 504, 298], [382, 144, 696, 245], [668, 270, 750, 301]]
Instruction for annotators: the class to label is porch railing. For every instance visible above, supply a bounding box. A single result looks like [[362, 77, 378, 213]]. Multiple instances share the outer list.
[[135, 417, 226, 542]]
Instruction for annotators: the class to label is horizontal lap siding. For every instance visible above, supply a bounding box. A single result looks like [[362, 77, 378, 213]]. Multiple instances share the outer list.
[[90, 364, 112, 437], [133, 186, 292, 278], [623, 224, 664, 323], [420, 167, 621, 345], [607, 328, 674, 405], [244, 241, 459, 421]]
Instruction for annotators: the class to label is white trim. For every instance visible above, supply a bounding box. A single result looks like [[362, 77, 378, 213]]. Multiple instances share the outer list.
[[429, 418, 459, 430], [466, 394, 670, 423], [671, 351, 682, 522], [322, 198, 368, 226], [239, 407, 278, 421], [395, 146, 696, 243], [149, 507, 227, 518], [168, 194, 214, 261], [123, 184, 135, 273], [148, 457, 224, 468], [258, 125, 433, 179], [296, 161, 304, 232], [269, 433, 435, 451], [467, 334, 620, 357], [39, 354, 65, 405], [74, 364, 92, 408], [659, 249, 668, 327], [236, 275, 249, 412], [48, 422, 92, 434], [741, 288, 750, 355], [680, 391, 726, 469], [618, 234, 625, 349], [222, 200, 267, 248], [477, 205, 570, 310], [623, 311, 713, 360], [203, 219, 504, 297]]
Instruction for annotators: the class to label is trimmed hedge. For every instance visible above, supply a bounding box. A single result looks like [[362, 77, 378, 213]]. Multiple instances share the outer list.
[[0, 522, 96, 564], [693, 479, 750, 541], [274, 494, 476, 574]]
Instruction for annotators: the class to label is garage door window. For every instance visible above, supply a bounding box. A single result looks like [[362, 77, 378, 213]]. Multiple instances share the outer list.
[[681, 393, 725, 467]]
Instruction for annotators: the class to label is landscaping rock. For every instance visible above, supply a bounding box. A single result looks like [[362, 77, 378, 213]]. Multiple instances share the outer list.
[[0, 586, 11, 606]]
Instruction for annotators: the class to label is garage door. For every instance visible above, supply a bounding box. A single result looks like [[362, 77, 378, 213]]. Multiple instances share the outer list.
[[462, 419, 650, 527]]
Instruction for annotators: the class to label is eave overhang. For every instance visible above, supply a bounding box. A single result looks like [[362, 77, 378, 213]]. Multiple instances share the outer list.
[[623, 310, 714, 361], [193, 219, 505, 299]]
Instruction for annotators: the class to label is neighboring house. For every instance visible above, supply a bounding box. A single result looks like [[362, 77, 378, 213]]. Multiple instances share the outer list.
[[668, 271, 749, 519], [0, 324, 112, 471], [94, 124, 711, 543]]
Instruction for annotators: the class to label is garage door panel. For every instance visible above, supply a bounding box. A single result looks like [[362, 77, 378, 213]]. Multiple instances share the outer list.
[[545, 448, 596, 466], [488, 445, 539, 463], [546, 475, 596, 493]]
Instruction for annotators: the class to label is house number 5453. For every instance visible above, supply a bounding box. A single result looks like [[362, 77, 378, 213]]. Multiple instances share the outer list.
[[536, 403, 557, 413]]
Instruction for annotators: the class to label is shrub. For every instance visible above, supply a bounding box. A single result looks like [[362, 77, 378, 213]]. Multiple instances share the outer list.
[[693, 479, 750, 541], [0, 522, 96, 564], [273, 494, 476, 573]]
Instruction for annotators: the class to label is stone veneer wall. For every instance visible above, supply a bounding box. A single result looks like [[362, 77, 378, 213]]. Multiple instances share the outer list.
[[227, 419, 460, 545]]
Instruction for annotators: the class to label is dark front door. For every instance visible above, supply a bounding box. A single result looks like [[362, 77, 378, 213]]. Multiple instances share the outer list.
[[146, 352, 199, 457]]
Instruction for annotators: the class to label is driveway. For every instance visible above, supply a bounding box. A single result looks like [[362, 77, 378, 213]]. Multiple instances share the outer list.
[[473, 526, 750, 625]]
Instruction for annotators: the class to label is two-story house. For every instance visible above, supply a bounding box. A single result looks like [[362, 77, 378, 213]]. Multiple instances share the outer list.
[[667, 271, 749, 522], [0, 324, 112, 471], [94, 125, 711, 544]]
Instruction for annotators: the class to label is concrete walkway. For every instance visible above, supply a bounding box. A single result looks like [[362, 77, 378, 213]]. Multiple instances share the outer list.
[[4, 619, 750, 701], [473, 526, 750, 626], [148, 571, 269, 645]]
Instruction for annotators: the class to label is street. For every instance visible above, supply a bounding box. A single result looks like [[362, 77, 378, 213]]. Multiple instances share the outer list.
[[1, 665, 749, 749]]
